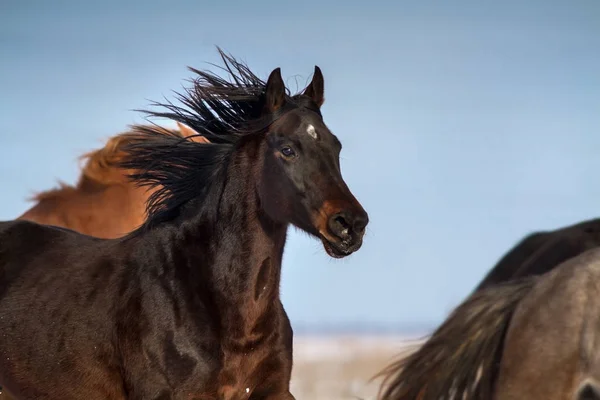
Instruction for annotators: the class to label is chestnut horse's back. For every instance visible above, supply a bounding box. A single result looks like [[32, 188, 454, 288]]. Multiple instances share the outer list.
[[17, 123, 207, 239], [18, 180, 149, 239]]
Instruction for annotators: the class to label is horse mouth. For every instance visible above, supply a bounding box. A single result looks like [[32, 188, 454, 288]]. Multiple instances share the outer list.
[[320, 236, 354, 259]]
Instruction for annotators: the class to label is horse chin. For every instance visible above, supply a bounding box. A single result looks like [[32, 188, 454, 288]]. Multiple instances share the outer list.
[[321, 238, 351, 259]]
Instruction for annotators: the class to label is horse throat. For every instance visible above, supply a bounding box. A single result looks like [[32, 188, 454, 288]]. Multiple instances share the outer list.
[[175, 144, 289, 341]]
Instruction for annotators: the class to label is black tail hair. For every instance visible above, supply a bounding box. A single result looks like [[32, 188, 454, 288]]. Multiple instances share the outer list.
[[377, 277, 537, 400]]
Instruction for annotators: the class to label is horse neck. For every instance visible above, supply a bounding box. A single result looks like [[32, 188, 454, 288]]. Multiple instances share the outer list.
[[143, 138, 288, 327], [205, 146, 288, 300]]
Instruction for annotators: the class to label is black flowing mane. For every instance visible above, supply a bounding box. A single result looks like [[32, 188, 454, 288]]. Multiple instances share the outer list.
[[119, 48, 320, 228]]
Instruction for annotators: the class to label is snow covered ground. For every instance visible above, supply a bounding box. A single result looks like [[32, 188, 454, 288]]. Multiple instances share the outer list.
[[290, 335, 422, 399]]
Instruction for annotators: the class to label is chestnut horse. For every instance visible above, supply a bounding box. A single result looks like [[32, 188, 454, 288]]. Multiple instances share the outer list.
[[17, 122, 208, 238], [0, 50, 368, 399]]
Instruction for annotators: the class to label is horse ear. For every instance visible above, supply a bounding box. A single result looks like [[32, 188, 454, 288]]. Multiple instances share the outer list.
[[303, 66, 324, 108], [176, 122, 210, 144], [264, 67, 286, 113]]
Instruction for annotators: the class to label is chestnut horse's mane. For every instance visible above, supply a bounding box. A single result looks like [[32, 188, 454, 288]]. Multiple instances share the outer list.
[[30, 124, 191, 202]]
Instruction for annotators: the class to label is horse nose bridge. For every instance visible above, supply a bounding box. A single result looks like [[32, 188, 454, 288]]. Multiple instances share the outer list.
[[318, 175, 357, 205], [335, 187, 367, 220]]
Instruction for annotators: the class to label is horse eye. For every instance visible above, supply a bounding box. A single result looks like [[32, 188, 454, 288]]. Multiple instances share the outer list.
[[280, 146, 296, 158]]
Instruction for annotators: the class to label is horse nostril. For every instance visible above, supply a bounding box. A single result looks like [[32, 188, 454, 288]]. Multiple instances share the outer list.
[[329, 212, 368, 242], [330, 213, 351, 239], [334, 215, 349, 228], [353, 214, 368, 234]]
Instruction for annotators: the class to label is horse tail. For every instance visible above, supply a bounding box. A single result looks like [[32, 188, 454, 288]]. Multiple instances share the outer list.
[[376, 276, 537, 400]]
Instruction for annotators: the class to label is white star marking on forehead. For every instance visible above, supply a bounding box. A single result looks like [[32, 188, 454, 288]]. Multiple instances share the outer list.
[[306, 124, 318, 139]]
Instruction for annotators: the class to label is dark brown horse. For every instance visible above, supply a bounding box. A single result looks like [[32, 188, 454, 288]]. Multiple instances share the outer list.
[[0, 50, 368, 399], [376, 249, 600, 400], [18, 123, 208, 238], [474, 218, 600, 291]]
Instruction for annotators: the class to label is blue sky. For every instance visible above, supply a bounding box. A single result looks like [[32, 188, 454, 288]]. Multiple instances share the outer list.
[[1, 0, 599, 331]]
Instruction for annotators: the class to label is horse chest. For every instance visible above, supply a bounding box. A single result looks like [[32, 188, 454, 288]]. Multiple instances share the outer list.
[[212, 297, 289, 399], [150, 309, 287, 400], [216, 331, 288, 399]]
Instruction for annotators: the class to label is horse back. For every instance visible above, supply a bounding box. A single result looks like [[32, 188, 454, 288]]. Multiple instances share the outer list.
[[0, 219, 95, 277], [476, 218, 600, 291], [17, 181, 148, 239], [0, 220, 129, 399]]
